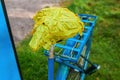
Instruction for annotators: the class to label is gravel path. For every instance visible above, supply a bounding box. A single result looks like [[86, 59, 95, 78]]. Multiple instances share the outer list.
[[4, 0, 61, 43]]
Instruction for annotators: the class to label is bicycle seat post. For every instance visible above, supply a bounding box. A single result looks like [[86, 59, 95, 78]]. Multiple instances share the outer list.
[[48, 45, 54, 80]]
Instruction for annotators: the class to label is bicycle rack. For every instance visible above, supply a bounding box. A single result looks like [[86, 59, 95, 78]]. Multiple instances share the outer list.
[[44, 14, 100, 80]]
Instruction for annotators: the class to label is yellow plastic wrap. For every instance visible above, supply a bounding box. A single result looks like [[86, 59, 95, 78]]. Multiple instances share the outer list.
[[29, 7, 84, 50]]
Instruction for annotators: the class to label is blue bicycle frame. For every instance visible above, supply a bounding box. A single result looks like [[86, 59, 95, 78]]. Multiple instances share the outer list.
[[44, 14, 98, 80]]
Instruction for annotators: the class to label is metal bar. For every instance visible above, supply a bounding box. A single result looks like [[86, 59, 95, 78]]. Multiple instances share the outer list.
[[48, 46, 54, 80], [80, 52, 90, 80], [55, 44, 79, 52], [56, 64, 69, 80], [80, 32, 92, 80], [81, 20, 94, 23], [56, 34, 80, 80], [56, 60, 84, 73], [84, 26, 90, 29], [68, 38, 83, 43], [76, 26, 93, 60]]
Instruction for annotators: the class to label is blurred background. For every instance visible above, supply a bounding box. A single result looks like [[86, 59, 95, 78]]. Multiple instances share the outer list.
[[4, 0, 65, 43], [5, 0, 120, 80]]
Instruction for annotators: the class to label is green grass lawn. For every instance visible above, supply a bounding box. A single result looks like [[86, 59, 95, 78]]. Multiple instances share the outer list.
[[16, 0, 120, 80]]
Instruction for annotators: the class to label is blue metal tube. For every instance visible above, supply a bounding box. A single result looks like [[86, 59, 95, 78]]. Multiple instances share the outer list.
[[80, 35, 92, 80], [48, 46, 54, 80], [80, 52, 90, 80], [48, 58, 54, 80], [56, 35, 80, 80], [56, 64, 69, 80]]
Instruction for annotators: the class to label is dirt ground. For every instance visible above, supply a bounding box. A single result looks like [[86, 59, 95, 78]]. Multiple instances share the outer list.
[[4, 0, 62, 44]]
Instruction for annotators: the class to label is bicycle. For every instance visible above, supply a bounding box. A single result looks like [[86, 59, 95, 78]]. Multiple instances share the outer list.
[[44, 14, 100, 80]]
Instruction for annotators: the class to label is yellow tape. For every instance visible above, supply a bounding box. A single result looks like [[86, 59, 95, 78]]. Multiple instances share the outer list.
[[29, 7, 84, 50]]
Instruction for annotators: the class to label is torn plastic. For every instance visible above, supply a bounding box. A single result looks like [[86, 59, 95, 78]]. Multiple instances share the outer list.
[[29, 7, 84, 50]]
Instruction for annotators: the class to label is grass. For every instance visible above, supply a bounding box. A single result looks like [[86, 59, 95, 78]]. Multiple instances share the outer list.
[[16, 0, 120, 80], [16, 36, 47, 80]]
